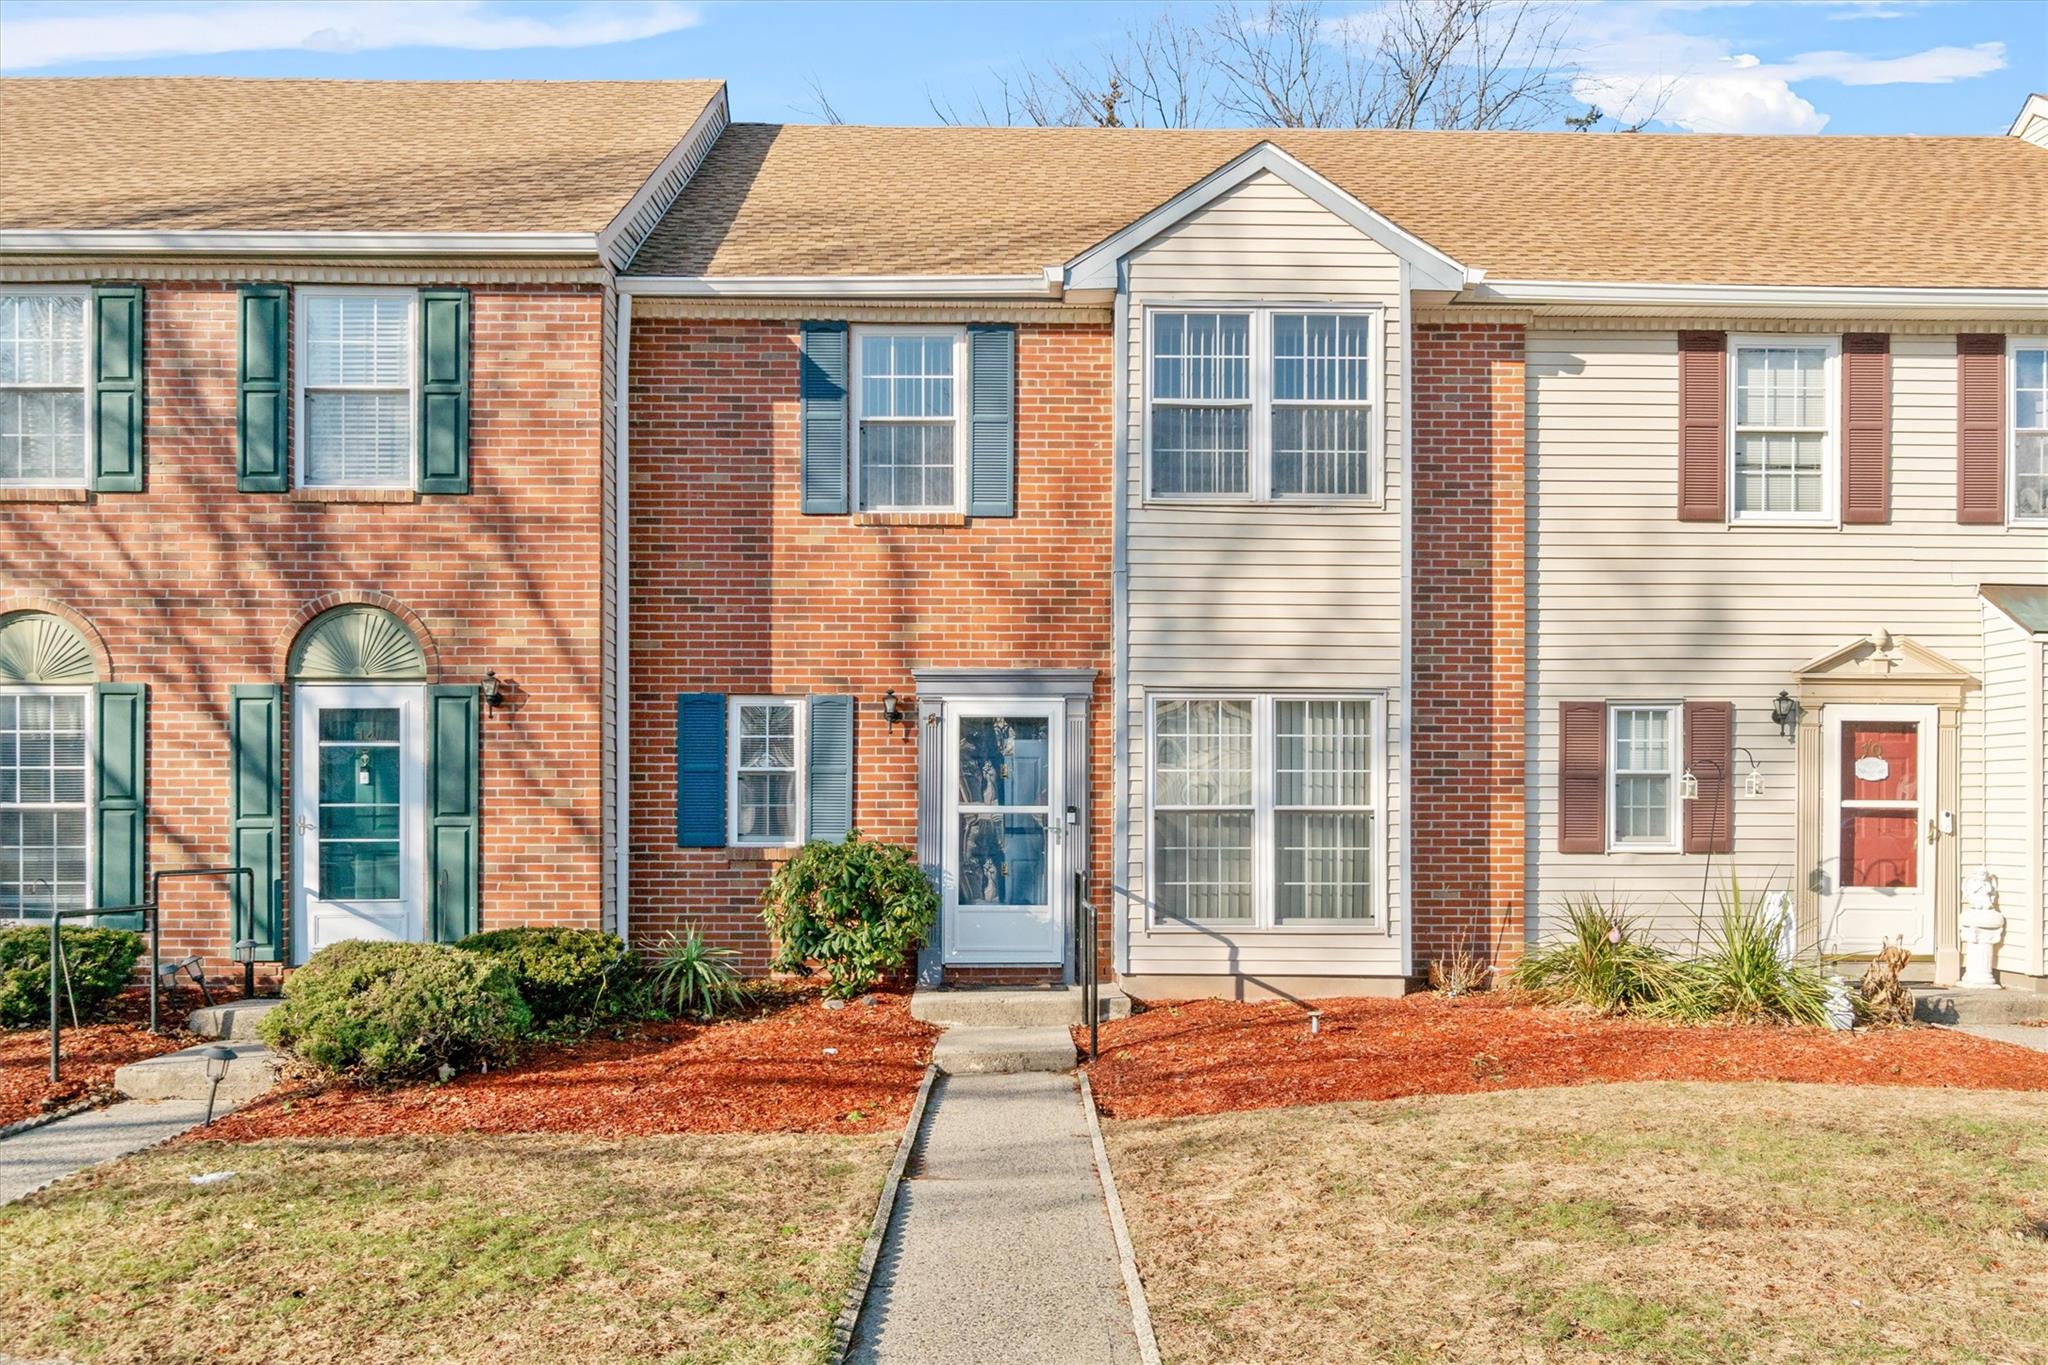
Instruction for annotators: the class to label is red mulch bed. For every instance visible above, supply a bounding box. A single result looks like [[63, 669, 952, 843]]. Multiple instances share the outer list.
[[196, 989, 938, 1143], [1, 985, 237, 1127], [1081, 992, 2048, 1121]]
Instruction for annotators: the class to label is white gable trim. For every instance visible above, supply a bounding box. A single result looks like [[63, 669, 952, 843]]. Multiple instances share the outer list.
[[1060, 141, 1469, 294], [598, 84, 732, 272]]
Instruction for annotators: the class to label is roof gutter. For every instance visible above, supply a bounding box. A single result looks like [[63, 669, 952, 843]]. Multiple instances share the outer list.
[[1465, 278, 2048, 317], [616, 273, 1061, 299], [0, 230, 602, 257]]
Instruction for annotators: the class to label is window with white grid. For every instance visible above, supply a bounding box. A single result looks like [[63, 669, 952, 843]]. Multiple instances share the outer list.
[[0, 291, 90, 487], [728, 698, 805, 847], [2013, 341, 2048, 523], [1271, 314, 1374, 498], [0, 691, 91, 921], [1608, 704, 1679, 851], [1150, 312, 1253, 497], [1732, 341, 1834, 521], [299, 290, 416, 488], [1151, 697, 1254, 923], [855, 329, 962, 511], [1273, 698, 1375, 921]]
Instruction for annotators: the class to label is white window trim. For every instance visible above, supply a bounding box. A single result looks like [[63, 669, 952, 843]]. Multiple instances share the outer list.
[[1726, 333, 1841, 527], [1143, 690, 1387, 933], [1606, 701, 1683, 854], [0, 284, 94, 490], [850, 323, 968, 514], [726, 695, 807, 848], [293, 286, 419, 491], [2009, 334, 2048, 525], [0, 684, 94, 922], [1142, 304, 1383, 507]]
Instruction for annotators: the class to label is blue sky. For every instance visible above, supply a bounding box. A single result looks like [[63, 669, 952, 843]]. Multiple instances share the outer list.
[[2, 0, 2042, 135]]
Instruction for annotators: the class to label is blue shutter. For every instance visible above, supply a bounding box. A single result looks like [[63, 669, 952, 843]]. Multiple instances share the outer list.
[[800, 323, 849, 514], [806, 695, 854, 845], [676, 693, 727, 847], [236, 286, 289, 492], [417, 289, 471, 494], [227, 685, 284, 960], [92, 683, 147, 929], [90, 286, 144, 493], [967, 324, 1016, 517], [427, 685, 482, 942]]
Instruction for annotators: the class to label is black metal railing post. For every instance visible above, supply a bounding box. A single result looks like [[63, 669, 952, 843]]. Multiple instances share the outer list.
[[1072, 871, 1099, 1063]]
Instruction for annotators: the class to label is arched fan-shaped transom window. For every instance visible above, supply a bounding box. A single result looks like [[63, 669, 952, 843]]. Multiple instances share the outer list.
[[0, 612, 100, 685], [287, 606, 428, 682]]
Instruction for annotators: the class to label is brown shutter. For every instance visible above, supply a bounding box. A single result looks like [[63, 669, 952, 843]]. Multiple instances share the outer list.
[[1677, 331, 1728, 522], [1558, 702, 1607, 854], [1682, 701, 1734, 855], [1840, 333, 1890, 524], [1957, 333, 2005, 525]]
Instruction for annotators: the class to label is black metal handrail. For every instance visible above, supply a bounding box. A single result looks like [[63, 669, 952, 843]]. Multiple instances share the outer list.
[[1072, 871, 1098, 1062]]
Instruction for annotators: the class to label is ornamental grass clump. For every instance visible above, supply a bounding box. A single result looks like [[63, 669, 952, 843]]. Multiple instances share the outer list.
[[0, 925, 144, 1029], [1508, 896, 1682, 1015], [1660, 879, 1833, 1027], [761, 832, 938, 999], [646, 925, 746, 1021]]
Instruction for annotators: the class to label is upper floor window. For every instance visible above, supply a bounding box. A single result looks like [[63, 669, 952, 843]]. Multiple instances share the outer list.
[[1608, 703, 1679, 852], [297, 288, 416, 490], [1148, 308, 1379, 503], [854, 327, 963, 512], [0, 290, 89, 488], [1730, 337, 1836, 524], [729, 696, 805, 847], [2014, 340, 2047, 522]]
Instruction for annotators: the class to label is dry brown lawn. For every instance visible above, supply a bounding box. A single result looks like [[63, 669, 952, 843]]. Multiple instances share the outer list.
[[1107, 1082, 2048, 1364], [0, 1131, 894, 1364]]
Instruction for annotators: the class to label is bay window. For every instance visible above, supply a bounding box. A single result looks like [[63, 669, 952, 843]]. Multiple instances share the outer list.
[[0, 290, 90, 488]]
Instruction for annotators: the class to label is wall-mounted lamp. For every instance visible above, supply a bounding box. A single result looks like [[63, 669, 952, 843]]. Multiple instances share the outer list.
[[480, 670, 506, 711], [880, 688, 908, 727], [1770, 690, 1798, 741]]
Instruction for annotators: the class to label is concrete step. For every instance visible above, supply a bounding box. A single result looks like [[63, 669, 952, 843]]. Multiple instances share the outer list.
[[114, 1041, 280, 1105], [912, 986, 1131, 1030], [932, 1026, 1077, 1075], [1914, 988, 2048, 1028], [185, 997, 286, 1041]]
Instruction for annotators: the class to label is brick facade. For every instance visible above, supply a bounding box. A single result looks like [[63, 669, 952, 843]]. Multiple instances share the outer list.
[[0, 279, 610, 974], [626, 315, 1115, 975], [1409, 322, 1528, 972]]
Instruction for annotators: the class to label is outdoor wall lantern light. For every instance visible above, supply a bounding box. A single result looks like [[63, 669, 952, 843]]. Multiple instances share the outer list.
[[480, 670, 506, 711], [880, 689, 908, 727], [1770, 690, 1798, 741], [199, 1044, 235, 1125]]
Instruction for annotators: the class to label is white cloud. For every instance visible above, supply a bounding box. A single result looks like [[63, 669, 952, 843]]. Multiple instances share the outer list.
[[0, 1, 700, 71], [1773, 42, 2005, 84]]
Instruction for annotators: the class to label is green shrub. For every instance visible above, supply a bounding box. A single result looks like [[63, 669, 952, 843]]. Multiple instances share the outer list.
[[1659, 880, 1832, 1027], [1509, 896, 1683, 1015], [457, 926, 641, 1032], [260, 940, 529, 1085], [647, 925, 745, 1021], [0, 925, 144, 1029], [761, 832, 937, 999]]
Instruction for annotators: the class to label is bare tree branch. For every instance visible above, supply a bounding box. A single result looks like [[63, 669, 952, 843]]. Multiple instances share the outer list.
[[797, 72, 846, 125]]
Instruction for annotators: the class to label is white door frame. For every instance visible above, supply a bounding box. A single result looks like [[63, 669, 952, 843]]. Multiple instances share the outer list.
[[1818, 702, 1937, 956], [291, 683, 427, 963], [941, 697, 1068, 967]]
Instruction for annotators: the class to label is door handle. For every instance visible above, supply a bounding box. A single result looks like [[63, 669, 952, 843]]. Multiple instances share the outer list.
[[1925, 818, 1938, 845], [296, 815, 316, 835]]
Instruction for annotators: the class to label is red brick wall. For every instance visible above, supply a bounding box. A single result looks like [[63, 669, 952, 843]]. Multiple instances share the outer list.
[[1410, 322, 1527, 973], [0, 280, 609, 973], [627, 316, 1114, 974]]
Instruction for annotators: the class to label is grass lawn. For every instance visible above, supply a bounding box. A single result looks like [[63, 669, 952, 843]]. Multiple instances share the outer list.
[[1, 1131, 894, 1365], [1107, 1081, 2048, 1364]]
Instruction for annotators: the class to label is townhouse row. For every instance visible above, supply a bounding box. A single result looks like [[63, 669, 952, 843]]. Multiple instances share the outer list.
[[3, 79, 2044, 995]]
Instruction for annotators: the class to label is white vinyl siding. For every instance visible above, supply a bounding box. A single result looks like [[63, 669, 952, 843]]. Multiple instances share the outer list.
[[1731, 337, 1836, 523], [1122, 168, 1406, 980], [1609, 704, 1680, 851], [1527, 327, 2048, 948], [728, 697, 805, 847], [1979, 601, 2044, 978], [297, 289, 417, 489], [2012, 339, 2047, 523], [0, 689, 91, 920], [853, 327, 964, 512], [0, 290, 90, 487]]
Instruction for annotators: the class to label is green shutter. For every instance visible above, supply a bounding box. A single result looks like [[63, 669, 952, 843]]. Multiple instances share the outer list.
[[417, 289, 471, 494], [228, 685, 284, 960], [800, 323, 849, 514], [236, 285, 289, 492], [92, 683, 147, 929], [427, 685, 481, 942], [91, 286, 144, 492], [967, 324, 1017, 517], [806, 695, 854, 844]]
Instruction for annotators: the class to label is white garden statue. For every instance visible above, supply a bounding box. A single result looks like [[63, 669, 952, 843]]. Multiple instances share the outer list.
[[1958, 866, 2004, 990]]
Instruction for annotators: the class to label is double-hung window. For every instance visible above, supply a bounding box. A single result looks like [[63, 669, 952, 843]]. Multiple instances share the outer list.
[[0, 690, 91, 920], [2013, 339, 2048, 523], [1608, 703, 1680, 852], [1730, 337, 1836, 523], [1148, 307, 1379, 502], [297, 288, 417, 489], [854, 327, 964, 512], [728, 697, 805, 847], [0, 289, 90, 488], [1149, 694, 1381, 928]]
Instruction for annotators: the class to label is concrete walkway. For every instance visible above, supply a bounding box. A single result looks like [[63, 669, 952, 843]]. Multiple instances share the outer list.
[[1954, 1024, 2048, 1053], [0, 1099, 216, 1204], [848, 1073, 1144, 1365]]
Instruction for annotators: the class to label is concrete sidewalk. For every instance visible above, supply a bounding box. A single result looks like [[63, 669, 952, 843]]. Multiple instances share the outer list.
[[0, 1099, 216, 1204], [848, 1073, 1144, 1365]]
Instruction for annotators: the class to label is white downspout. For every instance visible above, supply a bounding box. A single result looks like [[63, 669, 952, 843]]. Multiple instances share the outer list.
[[612, 291, 634, 944]]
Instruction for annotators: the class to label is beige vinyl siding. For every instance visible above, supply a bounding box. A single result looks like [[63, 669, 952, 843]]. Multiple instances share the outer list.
[[1120, 170, 1406, 978], [1527, 328, 2048, 947], [1979, 601, 2042, 976]]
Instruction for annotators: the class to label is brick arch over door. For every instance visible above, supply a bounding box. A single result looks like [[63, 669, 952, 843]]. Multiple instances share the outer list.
[[0, 598, 114, 683], [273, 592, 441, 683]]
